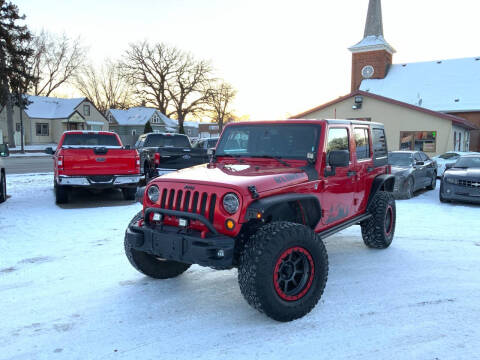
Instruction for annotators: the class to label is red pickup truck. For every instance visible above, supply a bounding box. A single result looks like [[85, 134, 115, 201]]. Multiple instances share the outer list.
[[46, 131, 141, 204]]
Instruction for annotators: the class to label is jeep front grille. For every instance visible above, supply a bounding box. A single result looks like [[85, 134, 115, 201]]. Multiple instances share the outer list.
[[158, 187, 217, 223]]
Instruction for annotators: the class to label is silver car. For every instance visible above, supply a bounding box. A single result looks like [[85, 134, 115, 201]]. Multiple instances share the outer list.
[[432, 151, 480, 177]]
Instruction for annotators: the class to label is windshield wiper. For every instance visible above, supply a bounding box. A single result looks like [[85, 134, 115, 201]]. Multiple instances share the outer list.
[[250, 155, 291, 167], [216, 154, 245, 163]]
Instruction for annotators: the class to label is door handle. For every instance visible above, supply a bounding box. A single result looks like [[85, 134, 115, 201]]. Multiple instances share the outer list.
[[347, 170, 357, 177], [367, 167, 374, 173]]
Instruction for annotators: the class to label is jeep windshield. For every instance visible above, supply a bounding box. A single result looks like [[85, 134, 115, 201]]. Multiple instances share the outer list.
[[215, 124, 320, 160], [62, 133, 121, 148]]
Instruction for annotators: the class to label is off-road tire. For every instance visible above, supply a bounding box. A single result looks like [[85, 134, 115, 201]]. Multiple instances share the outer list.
[[122, 187, 137, 201], [427, 173, 437, 190], [361, 191, 395, 249], [55, 181, 69, 204], [404, 176, 414, 199], [0, 171, 6, 203], [124, 211, 191, 279], [238, 221, 328, 322]]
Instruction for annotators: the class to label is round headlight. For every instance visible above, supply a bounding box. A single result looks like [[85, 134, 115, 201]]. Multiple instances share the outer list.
[[223, 193, 240, 214], [147, 185, 160, 203]]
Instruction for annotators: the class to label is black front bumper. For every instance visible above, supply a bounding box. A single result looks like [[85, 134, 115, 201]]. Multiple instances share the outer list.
[[125, 208, 236, 268], [441, 183, 480, 204]]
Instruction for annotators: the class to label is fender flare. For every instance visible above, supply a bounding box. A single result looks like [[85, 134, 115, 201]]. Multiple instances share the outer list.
[[367, 174, 396, 208], [245, 193, 321, 228]]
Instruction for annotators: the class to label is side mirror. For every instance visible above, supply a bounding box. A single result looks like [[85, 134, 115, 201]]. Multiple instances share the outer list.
[[207, 148, 216, 164], [124, 145, 131, 150], [325, 150, 349, 177], [307, 152, 316, 164], [415, 161, 424, 166], [327, 150, 349, 167], [45, 147, 54, 155], [0, 144, 9, 157]]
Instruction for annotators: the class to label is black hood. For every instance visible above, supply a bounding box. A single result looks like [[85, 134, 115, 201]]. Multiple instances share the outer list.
[[444, 168, 480, 179]]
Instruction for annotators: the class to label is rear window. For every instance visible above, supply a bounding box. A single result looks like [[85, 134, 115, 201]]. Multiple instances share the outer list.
[[62, 133, 121, 147], [144, 134, 191, 148], [372, 128, 387, 158]]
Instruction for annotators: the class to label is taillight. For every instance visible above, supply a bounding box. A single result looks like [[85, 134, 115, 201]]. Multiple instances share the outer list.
[[135, 154, 140, 172], [57, 155, 64, 170], [154, 153, 161, 166]]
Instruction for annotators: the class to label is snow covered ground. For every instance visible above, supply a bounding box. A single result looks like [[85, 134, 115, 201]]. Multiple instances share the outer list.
[[1, 174, 479, 360]]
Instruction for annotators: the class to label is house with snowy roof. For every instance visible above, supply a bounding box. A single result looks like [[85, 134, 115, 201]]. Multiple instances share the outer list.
[[0, 95, 108, 145], [293, 0, 478, 155], [106, 107, 199, 146]]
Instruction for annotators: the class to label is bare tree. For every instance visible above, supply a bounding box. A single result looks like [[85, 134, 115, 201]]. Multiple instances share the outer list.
[[206, 81, 236, 132], [121, 41, 180, 115], [168, 54, 213, 134], [29, 31, 86, 96], [121, 41, 214, 133], [74, 60, 135, 114]]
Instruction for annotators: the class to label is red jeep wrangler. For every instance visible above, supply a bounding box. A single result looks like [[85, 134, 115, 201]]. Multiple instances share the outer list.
[[124, 120, 395, 322]]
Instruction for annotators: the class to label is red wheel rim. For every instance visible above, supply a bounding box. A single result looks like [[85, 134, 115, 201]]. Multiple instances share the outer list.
[[273, 246, 315, 301], [385, 205, 394, 236]]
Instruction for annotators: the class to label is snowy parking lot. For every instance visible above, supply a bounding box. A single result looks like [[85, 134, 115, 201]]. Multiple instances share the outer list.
[[1, 173, 479, 360]]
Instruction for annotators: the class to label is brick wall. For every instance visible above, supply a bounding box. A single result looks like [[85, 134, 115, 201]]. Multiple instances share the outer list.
[[351, 50, 392, 91]]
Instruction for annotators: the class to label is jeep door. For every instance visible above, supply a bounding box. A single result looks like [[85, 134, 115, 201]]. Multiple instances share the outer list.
[[320, 126, 356, 227], [352, 126, 376, 213]]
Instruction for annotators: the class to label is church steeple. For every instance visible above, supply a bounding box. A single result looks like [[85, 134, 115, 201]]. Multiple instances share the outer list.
[[364, 0, 384, 37], [349, 0, 395, 91]]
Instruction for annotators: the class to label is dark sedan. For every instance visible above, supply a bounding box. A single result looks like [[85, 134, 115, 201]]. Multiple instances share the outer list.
[[388, 151, 437, 199], [440, 155, 480, 204]]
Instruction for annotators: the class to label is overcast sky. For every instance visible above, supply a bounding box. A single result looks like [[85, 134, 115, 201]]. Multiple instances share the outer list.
[[17, 0, 480, 120]]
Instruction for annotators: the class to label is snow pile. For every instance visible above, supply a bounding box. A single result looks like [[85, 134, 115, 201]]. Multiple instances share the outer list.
[[1, 175, 479, 359]]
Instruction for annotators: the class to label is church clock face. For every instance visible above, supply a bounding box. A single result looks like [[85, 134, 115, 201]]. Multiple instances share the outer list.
[[361, 65, 374, 78]]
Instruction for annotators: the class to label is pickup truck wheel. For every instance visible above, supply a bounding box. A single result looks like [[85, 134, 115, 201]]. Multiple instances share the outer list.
[[144, 162, 156, 182], [54, 181, 69, 204], [238, 221, 328, 322], [124, 211, 191, 279], [122, 187, 136, 201], [361, 191, 395, 249], [0, 171, 6, 203]]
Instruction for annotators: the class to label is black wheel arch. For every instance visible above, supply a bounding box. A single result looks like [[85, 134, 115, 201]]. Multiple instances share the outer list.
[[367, 174, 395, 208], [244, 194, 321, 229]]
